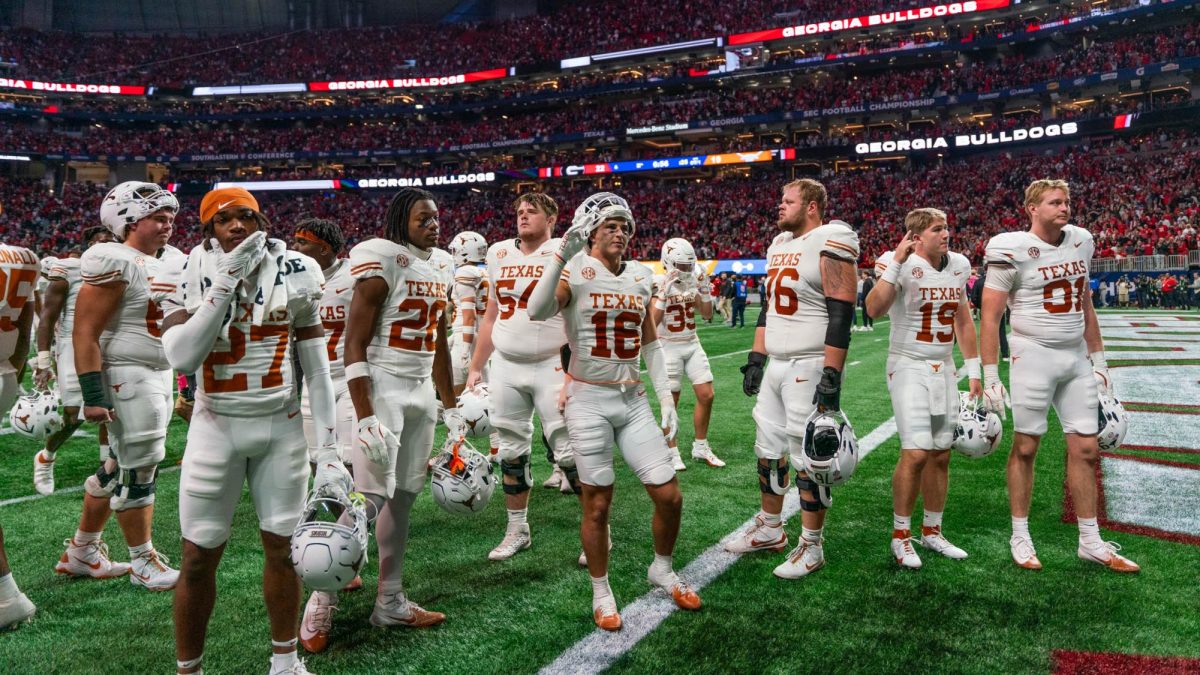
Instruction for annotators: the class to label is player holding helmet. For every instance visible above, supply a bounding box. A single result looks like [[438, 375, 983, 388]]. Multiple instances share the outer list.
[[447, 231, 489, 395]]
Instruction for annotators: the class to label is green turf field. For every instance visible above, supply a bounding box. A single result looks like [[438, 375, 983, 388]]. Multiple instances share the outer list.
[[1, 306, 1197, 674]]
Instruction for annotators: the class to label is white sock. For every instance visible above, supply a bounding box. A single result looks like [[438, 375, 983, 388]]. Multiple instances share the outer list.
[[590, 575, 614, 609], [74, 529, 102, 546], [176, 655, 202, 674], [269, 640, 298, 672], [761, 511, 782, 529], [801, 527, 823, 544], [0, 572, 18, 600], [99, 443, 111, 462], [129, 540, 154, 559], [649, 553, 673, 577], [1012, 517, 1030, 539], [923, 510, 943, 530], [507, 508, 528, 528], [893, 514, 911, 533], [1077, 517, 1103, 547]]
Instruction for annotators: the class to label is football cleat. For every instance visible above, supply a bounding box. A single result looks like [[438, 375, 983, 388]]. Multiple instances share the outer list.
[[543, 465, 565, 489], [0, 591, 36, 631], [55, 538, 131, 578], [488, 524, 532, 561], [919, 526, 968, 560], [690, 440, 725, 468], [429, 438, 497, 515], [1010, 535, 1042, 570], [1096, 391, 1129, 451], [593, 599, 622, 632], [891, 531, 923, 569], [647, 568, 702, 611], [33, 450, 55, 496], [129, 549, 179, 591], [800, 409, 859, 490], [724, 515, 788, 554], [270, 659, 313, 675], [773, 538, 825, 579], [342, 575, 363, 592], [1078, 541, 1140, 573], [291, 492, 369, 592], [670, 447, 686, 472], [369, 593, 445, 628], [299, 591, 337, 653], [953, 393, 1003, 459], [448, 231, 487, 266]]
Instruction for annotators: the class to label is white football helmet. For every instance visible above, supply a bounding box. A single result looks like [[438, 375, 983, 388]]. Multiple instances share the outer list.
[[1096, 390, 1129, 452], [99, 181, 179, 239], [457, 384, 494, 437], [290, 491, 370, 592], [449, 231, 487, 266], [661, 238, 697, 273], [430, 438, 496, 515], [573, 192, 635, 237], [39, 256, 59, 278], [799, 409, 858, 488], [953, 392, 1003, 459], [10, 390, 64, 440]]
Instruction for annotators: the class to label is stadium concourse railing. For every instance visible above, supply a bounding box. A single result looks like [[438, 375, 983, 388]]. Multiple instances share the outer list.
[[1091, 255, 1192, 273]]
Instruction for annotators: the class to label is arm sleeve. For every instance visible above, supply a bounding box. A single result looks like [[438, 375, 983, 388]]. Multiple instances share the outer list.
[[297, 335, 338, 457], [527, 251, 570, 321], [161, 285, 237, 374]]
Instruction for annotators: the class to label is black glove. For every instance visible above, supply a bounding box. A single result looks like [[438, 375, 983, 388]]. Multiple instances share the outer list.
[[740, 352, 767, 396], [813, 366, 842, 412]]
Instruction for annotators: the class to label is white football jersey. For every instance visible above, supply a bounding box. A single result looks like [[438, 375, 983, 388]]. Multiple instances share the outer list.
[[562, 254, 653, 384], [487, 238, 567, 361], [874, 250, 970, 361], [652, 273, 699, 344], [0, 244, 39, 373], [184, 249, 324, 416], [984, 225, 1094, 349], [763, 222, 860, 359], [450, 264, 488, 334], [80, 243, 183, 370], [349, 238, 454, 379], [318, 258, 353, 381], [47, 257, 82, 343]]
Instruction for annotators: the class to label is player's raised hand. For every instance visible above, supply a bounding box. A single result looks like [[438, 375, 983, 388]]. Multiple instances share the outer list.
[[893, 230, 917, 264], [221, 230, 267, 279]]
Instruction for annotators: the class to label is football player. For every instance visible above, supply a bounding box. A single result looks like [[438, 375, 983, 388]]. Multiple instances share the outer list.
[[464, 193, 579, 562], [866, 208, 982, 569], [0, 239, 39, 630], [67, 182, 182, 589], [649, 238, 723, 470], [447, 231, 488, 396], [302, 187, 460, 651], [33, 226, 115, 495], [726, 178, 859, 579], [163, 187, 350, 675], [981, 179, 1138, 573], [527, 192, 701, 631]]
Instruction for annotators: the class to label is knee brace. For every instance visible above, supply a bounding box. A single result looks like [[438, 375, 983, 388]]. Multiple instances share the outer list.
[[84, 462, 118, 498], [110, 465, 159, 511], [757, 458, 789, 496], [794, 473, 830, 511], [500, 455, 532, 495], [556, 457, 583, 495]]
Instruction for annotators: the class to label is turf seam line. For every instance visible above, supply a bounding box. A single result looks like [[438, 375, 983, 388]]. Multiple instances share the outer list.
[[0, 465, 181, 507]]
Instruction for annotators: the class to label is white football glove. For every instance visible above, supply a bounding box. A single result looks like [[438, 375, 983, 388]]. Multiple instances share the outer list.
[[696, 265, 710, 291], [442, 407, 467, 441], [660, 405, 679, 443], [1090, 351, 1112, 396], [983, 365, 1011, 421], [657, 269, 680, 300], [558, 213, 592, 261], [212, 231, 268, 291], [357, 415, 399, 467], [312, 450, 353, 501]]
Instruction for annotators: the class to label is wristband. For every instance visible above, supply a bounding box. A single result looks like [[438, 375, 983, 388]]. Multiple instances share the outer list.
[[964, 357, 981, 380], [983, 364, 1000, 382], [37, 350, 53, 370], [345, 361, 372, 382], [880, 262, 901, 286], [79, 371, 111, 409], [1089, 351, 1107, 370]]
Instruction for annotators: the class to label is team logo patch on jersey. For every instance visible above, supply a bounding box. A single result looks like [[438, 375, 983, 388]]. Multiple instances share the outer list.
[[582, 266, 596, 280], [134, 256, 144, 266], [1028, 247, 1041, 259], [396, 253, 410, 267], [496, 249, 508, 259], [912, 268, 924, 279]]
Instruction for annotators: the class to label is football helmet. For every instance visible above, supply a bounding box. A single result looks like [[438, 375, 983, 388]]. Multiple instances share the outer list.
[[573, 192, 635, 237], [99, 181, 179, 239], [457, 384, 494, 437], [449, 231, 487, 266], [661, 238, 697, 275], [430, 438, 496, 515], [39, 256, 59, 278], [1096, 390, 1129, 452], [799, 409, 858, 488], [290, 491, 370, 592], [952, 392, 1003, 459], [10, 390, 64, 441]]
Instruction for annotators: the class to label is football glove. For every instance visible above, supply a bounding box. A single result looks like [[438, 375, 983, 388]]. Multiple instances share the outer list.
[[357, 415, 399, 466], [312, 452, 353, 501], [813, 366, 842, 412], [442, 407, 468, 441], [558, 217, 591, 261], [740, 351, 767, 396], [1091, 351, 1112, 396], [660, 405, 679, 443], [983, 365, 1011, 421]]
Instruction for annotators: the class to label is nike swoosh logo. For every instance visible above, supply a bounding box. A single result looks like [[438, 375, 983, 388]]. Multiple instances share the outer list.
[[76, 557, 103, 570], [334, 288, 348, 294], [805, 561, 821, 571], [288, 410, 301, 419], [1074, 242, 1083, 248], [217, 200, 236, 209], [954, 272, 962, 276], [795, 378, 808, 383], [554, 366, 563, 372]]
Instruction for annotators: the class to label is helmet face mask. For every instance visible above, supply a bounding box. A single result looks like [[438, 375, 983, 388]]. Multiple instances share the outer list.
[[429, 438, 496, 515], [953, 392, 1003, 458], [100, 181, 179, 240], [800, 409, 858, 488]]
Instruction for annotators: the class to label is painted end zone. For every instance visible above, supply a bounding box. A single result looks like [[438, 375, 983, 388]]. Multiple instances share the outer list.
[[1053, 649, 1200, 674], [1063, 453, 1200, 547]]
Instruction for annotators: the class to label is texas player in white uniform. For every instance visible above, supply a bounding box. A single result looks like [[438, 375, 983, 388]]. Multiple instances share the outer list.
[[163, 188, 350, 675], [64, 182, 183, 591], [291, 218, 356, 468], [447, 230, 488, 394], [465, 193, 578, 562], [33, 226, 115, 496], [726, 179, 860, 580], [865, 208, 982, 569], [649, 237, 723, 471], [981, 179, 1138, 573], [527, 192, 700, 632], [0, 240, 39, 630], [303, 187, 461, 651]]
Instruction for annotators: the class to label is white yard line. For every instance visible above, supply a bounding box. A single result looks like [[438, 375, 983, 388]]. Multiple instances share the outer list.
[[0, 465, 181, 508], [539, 417, 898, 675]]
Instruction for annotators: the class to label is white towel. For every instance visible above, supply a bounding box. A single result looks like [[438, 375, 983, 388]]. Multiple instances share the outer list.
[[179, 237, 290, 339], [926, 359, 949, 414]]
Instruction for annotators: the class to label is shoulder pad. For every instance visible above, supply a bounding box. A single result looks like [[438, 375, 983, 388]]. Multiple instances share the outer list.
[[80, 243, 136, 285], [984, 232, 1030, 265], [770, 232, 794, 248], [819, 223, 860, 262], [874, 251, 895, 274], [349, 238, 399, 281]]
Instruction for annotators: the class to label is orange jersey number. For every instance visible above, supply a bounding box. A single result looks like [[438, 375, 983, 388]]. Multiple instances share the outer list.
[[0, 267, 37, 332], [388, 298, 446, 352], [915, 302, 956, 344], [203, 324, 290, 393], [590, 310, 641, 359], [495, 279, 536, 320]]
